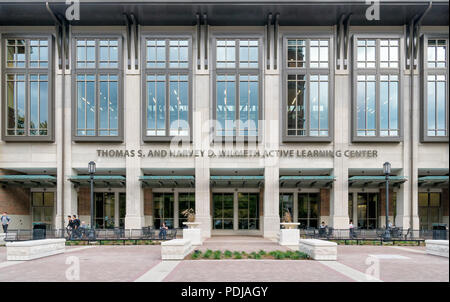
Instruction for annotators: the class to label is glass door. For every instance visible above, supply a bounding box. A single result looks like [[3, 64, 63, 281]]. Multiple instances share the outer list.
[[419, 192, 441, 230], [95, 192, 115, 229], [298, 193, 319, 229], [213, 193, 233, 229], [279, 193, 294, 220], [357, 192, 378, 229], [119, 192, 126, 228], [32, 192, 54, 229], [178, 192, 195, 227], [238, 193, 259, 230], [153, 193, 174, 229]]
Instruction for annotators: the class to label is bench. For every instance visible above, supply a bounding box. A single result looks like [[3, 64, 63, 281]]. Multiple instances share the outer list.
[[6, 239, 66, 261], [425, 240, 449, 258], [299, 239, 337, 260], [161, 239, 193, 260], [0, 233, 5, 246]]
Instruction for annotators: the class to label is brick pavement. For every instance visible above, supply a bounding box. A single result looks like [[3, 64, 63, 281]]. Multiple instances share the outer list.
[[0, 239, 447, 282]]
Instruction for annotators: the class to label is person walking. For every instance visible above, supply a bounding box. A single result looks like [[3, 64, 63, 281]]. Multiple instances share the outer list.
[[1, 212, 11, 233], [72, 215, 81, 239], [66, 215, 74, 239]]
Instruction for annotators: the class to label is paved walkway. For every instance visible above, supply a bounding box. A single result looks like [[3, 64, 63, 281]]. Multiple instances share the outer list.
[[0, 238, 447, 282]]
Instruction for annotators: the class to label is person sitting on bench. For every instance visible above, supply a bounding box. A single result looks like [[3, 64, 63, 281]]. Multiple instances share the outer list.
[[159, 221, 168, 240]]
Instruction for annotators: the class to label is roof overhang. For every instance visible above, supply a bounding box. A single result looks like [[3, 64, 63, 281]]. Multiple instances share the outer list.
[[68, 175, 126, 188], [279, 175, 335, 188], [139, 175, 195, 188], [0, 175, 57, 188], [0, 1, 447, 26], [418, 176, 449, 188], [348, 175, 407, 188], [210, 175, 264, 188]]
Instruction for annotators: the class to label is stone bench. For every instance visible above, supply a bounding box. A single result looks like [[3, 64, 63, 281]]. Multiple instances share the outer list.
[[299, 239, 337, 261], [161, 239, 193, 260], [6, 239, 66, 261], [0, 233, 5, 246], [425, 240, 449, 258]]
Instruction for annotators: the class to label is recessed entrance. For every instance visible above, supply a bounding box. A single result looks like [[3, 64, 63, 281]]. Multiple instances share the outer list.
[[212, 191, 261, 233]]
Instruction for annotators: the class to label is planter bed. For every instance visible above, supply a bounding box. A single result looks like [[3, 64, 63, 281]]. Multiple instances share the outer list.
[[186, 249, 310, 260]]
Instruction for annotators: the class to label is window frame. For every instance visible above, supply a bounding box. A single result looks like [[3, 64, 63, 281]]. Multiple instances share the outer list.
[[421, 34, 449, 143], [1, 33, 54, 142], [140, 33, 193, 143], [211, 33, 264, 143], [282, 33, 334, 142], [351, 33, 404, 143], [71, 33, 124, 142]]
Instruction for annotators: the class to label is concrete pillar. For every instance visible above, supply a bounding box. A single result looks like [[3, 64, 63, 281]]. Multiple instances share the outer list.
[[330, 72, 350, 229], [124, 71, 144, 229], [61, 72, 77, 229], [143, 188, 153, 227], [262, 70, 280, 239], [194, 66, 211, 238]]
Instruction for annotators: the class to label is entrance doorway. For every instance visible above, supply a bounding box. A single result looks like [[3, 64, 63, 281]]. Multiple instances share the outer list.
[[357, 192, 378, 229], [419, 192, 442, 230], [31, 191, 55, 229], [94, 191, 126, 229], [212, 191, 260, 232]]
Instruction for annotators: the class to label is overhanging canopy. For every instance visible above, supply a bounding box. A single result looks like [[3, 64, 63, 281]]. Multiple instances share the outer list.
[[348, 176, 407, 188], [0, 175, 56, 188], [139, 176, 195, 188], [68, 175, 125, 188], [0, 1, 447, 26], [210, 176, 264, 188], [279, 176, 335, 188], [418, 176, 449, 188]]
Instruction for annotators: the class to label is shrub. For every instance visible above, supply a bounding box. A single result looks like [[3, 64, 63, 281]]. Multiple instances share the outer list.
[[258, 250, 266, 256], [233, 251, 242, 259], [192, 250, 202, 259], [203, 249, 213, 259], [224, 250, 233, 258], [213, 250, 222, 259]]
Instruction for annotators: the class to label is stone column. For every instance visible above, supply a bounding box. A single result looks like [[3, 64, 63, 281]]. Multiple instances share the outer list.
[[61, 72, 78, 229], [330, 72, 350, 229], [263, 71, 280, 239], [194, 66, 211, 238], [320, 188, 331, 225], [143, 188, 153, 227], [124, 70, 144, 229]]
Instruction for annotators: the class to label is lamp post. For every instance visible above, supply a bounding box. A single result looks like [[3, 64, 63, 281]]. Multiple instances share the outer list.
[[88, 161, 96, 230], [383, 162, 391, 241]]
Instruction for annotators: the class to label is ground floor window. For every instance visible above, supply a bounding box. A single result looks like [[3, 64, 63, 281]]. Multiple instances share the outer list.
[[94, 192, 115, 229], [119, 192, 126, 228], [213, 193, 234, 229], [178, 192, 195, 227], [32, 192, 54, 229], [153, 192, 174, 229], [279, 193, 294, 219], [419, 192, 441, 230], [238, 193, 259, 230]]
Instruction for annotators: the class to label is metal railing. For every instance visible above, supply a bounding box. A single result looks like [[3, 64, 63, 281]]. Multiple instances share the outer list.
[[299, 227, 448, 241], [2, 227, 179, 242]]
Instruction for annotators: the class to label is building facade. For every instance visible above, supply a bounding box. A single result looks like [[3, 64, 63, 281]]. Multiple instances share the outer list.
[[0, 0, 448, 239]]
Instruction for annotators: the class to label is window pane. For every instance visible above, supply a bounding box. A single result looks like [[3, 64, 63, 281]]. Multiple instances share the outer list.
[[239, 75, 258, 136], [6, 74, 25, 136], [7, 39, 25, 68], [147, 39, 166, 68], [427, 78, 436, 134], [169, 39, 189, 68], [436, 80, 446, 134], [98, 75, 118, 136], [216, 40, 235, 68], [76, 75, 96, 136], [287, 75, 305, 136], [169, 74, 189, 136], [146, 75, 166, 136], [216, 75, 236, 136]]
